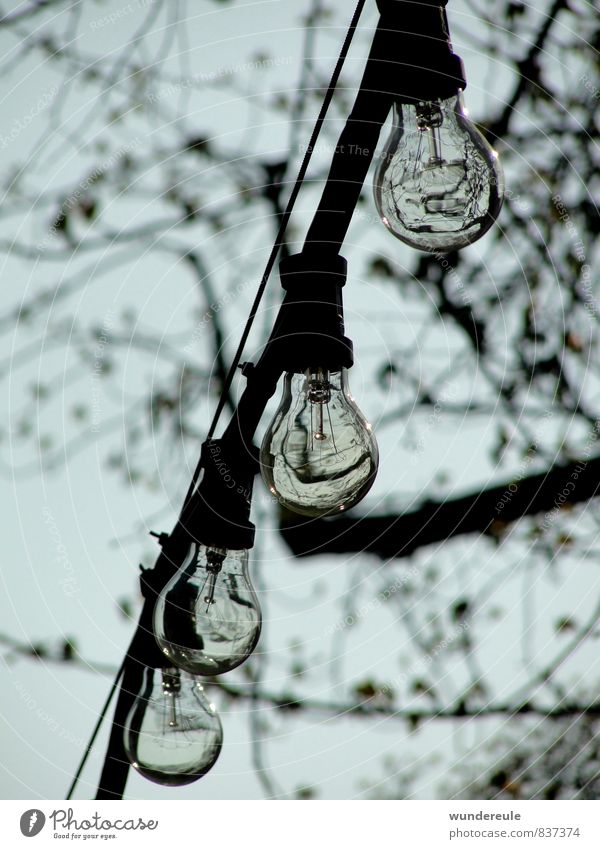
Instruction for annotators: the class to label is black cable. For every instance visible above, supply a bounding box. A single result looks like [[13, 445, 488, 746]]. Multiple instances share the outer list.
[[65, 657, 126, 800], [203, 0, 368, 444], [68, 0, 369, 801]]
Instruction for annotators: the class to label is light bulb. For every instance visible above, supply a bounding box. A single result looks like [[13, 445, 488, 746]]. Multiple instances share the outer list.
[[374, 93, 504, 252], [154, 544, 261, 676], [123, 666, 222, 786], [260, 367, 378, 517]]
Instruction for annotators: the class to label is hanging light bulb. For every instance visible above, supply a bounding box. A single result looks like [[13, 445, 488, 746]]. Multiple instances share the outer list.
[[374, 93, 504, 252], [123, 666, 222, 786], [260, 366, 378, 517], [154, 543, 261, 676]]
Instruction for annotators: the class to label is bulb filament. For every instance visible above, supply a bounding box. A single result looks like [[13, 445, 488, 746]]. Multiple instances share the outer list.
[[202, 547, 226, 611], [161, 668, 182, 728], [417, 101, 444, 165], [307, 368, 336, 450]]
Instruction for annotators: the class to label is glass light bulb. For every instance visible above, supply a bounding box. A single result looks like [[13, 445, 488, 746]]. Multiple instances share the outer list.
[[123, 666, 222, 786], [154, 544, 261, 676], [374, 93, 504, 252], [260, 367, 378, 517]]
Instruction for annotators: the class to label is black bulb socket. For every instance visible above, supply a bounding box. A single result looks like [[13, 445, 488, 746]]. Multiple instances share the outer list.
[[183, 438, 259, 551], [373, 0, 466, 103], [269, 250, 354, 374]]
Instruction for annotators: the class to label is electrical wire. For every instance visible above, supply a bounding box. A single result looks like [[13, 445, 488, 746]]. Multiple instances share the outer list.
[[204, 0, 369, 442], [66, 657, 126, 800], [66, 1, 368, 799]]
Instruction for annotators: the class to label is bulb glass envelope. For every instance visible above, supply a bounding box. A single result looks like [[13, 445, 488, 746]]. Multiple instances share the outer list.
[[154, 543, 262, 676], [123, 667, 222, 786], [261, 368, 378, 516], [374, 94, 504, 251]]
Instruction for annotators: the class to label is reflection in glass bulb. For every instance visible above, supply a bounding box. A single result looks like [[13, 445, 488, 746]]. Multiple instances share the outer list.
[[154, 545, 261, 676], [124, 667, 222, 786], [374, 93, 504, 252], [260, 367, 378, 517]]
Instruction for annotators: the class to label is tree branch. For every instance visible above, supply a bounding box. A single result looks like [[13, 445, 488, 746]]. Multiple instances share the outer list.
[[280, 449, 600, 559], [215, 681, 600, 724], [5, 631, 600, 726], [488, 0, 570, 141]]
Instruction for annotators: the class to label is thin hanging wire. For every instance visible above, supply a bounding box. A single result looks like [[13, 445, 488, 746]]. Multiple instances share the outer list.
[[203, 0, 368, 444], [66, 1, 368, 800], [66, 657, 126, 800]]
